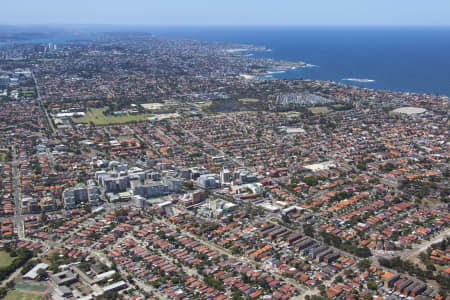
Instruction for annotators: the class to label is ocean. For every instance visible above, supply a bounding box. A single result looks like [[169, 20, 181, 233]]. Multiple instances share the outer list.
[[147, 26, 450, 96], [2, 26, 449, 96]]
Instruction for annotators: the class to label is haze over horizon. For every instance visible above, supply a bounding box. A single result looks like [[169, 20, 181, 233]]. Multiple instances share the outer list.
[[1, 0, 450, 27]]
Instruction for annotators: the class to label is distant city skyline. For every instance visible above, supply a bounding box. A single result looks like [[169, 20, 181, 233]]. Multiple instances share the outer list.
[[1, 0, 450, 26]]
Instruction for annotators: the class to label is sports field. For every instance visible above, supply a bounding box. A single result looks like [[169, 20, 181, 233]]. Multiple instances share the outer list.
[[15, 282, 47, 291], [308, 106, 330, 114], [3, 290, 45, 300], [73, 108, 152, 125]]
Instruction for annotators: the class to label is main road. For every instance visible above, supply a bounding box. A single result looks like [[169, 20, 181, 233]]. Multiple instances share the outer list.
[[31, 71, 55, 133], [155, 215, 305, 294], [11, 145, 25, 239]]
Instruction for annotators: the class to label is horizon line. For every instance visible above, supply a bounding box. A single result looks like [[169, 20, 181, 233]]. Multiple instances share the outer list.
[[1, 23, 450, 28]]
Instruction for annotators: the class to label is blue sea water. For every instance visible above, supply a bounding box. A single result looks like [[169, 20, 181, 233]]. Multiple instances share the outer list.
[[2, 26, 449, 95], [147, 26, 450, 96]]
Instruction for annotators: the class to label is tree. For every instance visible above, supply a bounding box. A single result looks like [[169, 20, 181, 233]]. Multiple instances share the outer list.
[[303, 224, 314, 237], [380, 162, 396, 173], [426, 263, 436, 272], [303, 176, 319, 186], [0, 287, 7, 298], [204, 276, 224, 291], [232, 291, 244, 300], [364, 294, 373, 300], [357, 259, 371, 271], [231, 246, 241, 255], [344, 268, 355, 278], [357, 161, 367, 170], [367, 281, 377, 290], [84, 203, 92, 213], [37, 268, 47, 281], [354, 247, 372, 258], [282, 214, 291, 224], [182, 181, 194, 191]]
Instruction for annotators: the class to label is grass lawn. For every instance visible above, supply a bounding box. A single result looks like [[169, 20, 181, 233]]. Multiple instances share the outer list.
[[73, 108, 152, 125], [308, 106, 330, 114], [19, 91, 35, 95], [15, 282, 47, 292], [37, 58, 59, 62], [269, 217, 280, 224], [198, 102, 214, 114], [282, 111, 301, 117], [0, 251, 15, 268], [197, 102, 212, 108], [331, 104, 345, 109], [3, 290, 45, 300], [0, 152, 10, 162]]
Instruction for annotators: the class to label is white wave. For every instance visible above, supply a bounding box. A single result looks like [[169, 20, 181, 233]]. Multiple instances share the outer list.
[[342, 78, 375, 83]]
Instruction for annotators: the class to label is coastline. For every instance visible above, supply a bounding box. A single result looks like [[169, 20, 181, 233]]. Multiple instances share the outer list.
[[342, 78, 376, 83], [1, 26, 449, 96]]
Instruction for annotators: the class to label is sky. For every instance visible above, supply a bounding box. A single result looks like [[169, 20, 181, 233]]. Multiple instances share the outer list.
[[1, 0, 450, 26]]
